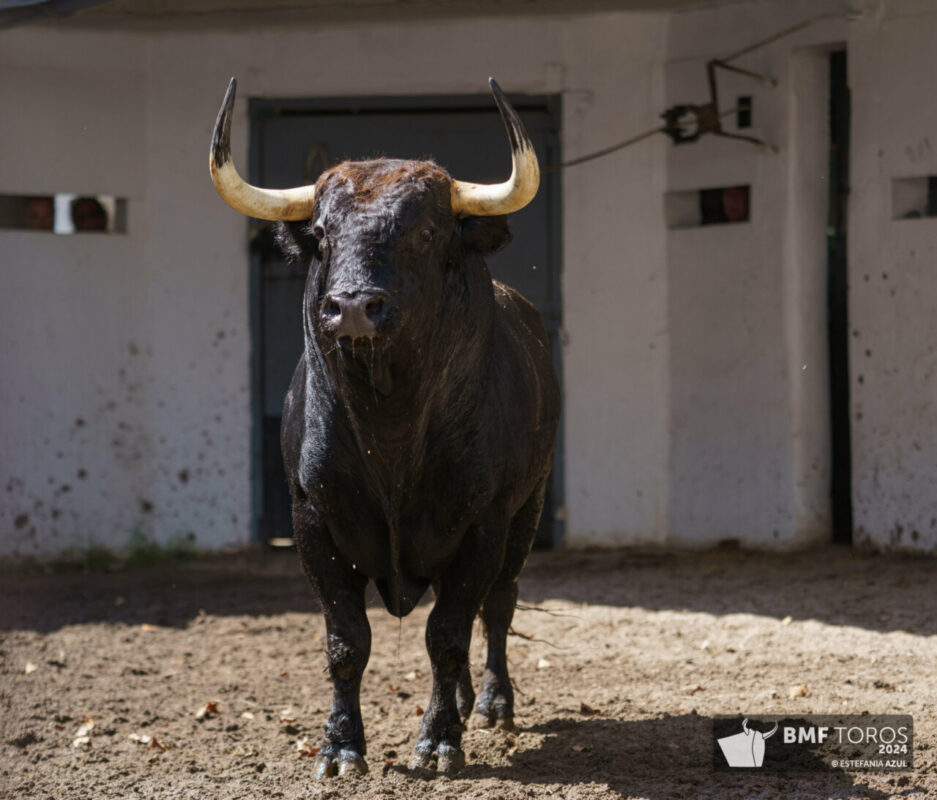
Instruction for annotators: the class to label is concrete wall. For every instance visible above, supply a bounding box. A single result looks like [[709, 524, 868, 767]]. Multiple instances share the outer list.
[[664, 0, 852, 547], [849, 0, 937, 551], [4, 0, 936, 557], [0, 13, 670, 556], [0, 29, 253, 556], [665, 0, 937, 551], [560, 18, 670, 545], [1, 33, 158, 555]]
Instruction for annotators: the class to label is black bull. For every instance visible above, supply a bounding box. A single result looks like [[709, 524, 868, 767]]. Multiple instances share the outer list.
[[210, 78, 560, 777]]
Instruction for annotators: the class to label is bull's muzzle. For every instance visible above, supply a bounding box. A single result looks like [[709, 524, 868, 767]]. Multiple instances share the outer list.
[[322, 291, 393, 342]]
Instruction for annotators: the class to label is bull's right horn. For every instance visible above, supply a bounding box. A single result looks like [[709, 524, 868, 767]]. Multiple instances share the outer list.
[[210, 77, 318, 221]]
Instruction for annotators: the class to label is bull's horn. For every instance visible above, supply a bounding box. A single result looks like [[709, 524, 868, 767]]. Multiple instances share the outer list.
[[210, 77, 317, 221], [450, 78, 540, 217]]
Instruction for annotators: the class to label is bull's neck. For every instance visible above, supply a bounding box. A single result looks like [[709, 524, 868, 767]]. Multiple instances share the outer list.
[[306, 258, 497, 464]]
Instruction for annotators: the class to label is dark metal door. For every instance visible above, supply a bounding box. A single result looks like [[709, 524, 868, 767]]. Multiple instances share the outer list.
[[249, 93, 563, 548]]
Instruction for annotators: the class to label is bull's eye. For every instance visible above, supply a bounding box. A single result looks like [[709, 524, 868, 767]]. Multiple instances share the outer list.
[[420, 227, 434, 244], [312, 223, 328, 258]]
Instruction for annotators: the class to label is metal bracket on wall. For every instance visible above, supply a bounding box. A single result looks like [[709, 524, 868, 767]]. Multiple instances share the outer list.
[[660, 11, 863, 153], [561, 11, 860, 169], [661, 58, 778, 152]]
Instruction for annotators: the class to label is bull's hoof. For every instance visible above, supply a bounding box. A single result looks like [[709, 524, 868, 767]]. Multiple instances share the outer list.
[[312, 749, 368, 779], [409, 742, 466, 775], [409, 751, 433, 771], [339, 753, 369, 776], [312, 753, 336, 779], [469, 711, 516, 732], [437, 743, 466, 774]]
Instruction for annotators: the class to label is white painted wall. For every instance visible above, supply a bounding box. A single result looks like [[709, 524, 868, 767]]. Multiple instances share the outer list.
[[4, 0, 936, 556], [849, 1, 937, 551], [559, 17, 670, 545], [0, 32, 165, 555], [665, 0, 937, 551], [0, 13, 670, 556], [665, 0, 851, 547]]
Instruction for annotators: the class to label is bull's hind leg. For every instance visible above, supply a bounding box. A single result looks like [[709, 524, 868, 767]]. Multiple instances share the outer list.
[[411, 518, 507, 775], [292, 506, 371, 779], [472, 480, 547, 732]]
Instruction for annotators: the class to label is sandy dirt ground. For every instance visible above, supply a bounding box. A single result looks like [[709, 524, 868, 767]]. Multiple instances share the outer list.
[[1, 545, 935, 800]]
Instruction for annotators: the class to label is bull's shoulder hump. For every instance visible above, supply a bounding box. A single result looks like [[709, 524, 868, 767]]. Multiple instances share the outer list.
[[491, 280, 548, 346]]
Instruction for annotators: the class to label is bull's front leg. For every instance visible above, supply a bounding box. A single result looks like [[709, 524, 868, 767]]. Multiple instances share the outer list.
[[293, 507, 371, 778], [410, 521, 506, 775]]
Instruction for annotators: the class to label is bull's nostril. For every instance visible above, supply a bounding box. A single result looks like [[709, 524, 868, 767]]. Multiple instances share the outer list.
[[323, 292, 390, 339], [364, 297, 384, 319]]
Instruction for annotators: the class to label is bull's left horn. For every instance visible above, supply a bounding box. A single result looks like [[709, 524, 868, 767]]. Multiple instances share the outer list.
[[449, 78, 540, 217], [210, 77, 317, 221]]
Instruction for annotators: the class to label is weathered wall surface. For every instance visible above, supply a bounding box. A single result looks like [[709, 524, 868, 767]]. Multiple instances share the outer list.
[[849, 1, 937, 551], [0, 33, 170, 555], [665, 0, 850, 547], [665, 0, 937, 551], [558, 17, 670, 545], [3, 0, 935, 556], [0, 13, 670, 555]]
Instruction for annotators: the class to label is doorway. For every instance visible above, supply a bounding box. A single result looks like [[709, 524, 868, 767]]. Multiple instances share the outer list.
[[247, 91, 564, 549], [827, 50, 852, 544]]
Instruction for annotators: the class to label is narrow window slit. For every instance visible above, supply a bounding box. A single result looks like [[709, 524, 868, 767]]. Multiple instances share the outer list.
[[0, 194, 127, 234]]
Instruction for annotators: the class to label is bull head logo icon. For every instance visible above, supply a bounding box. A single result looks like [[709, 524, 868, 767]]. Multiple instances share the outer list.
[[718, 718, 779, 768]]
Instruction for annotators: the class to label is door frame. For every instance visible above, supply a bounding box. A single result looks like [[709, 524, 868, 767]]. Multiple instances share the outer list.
[[247, 89, 565, 548]]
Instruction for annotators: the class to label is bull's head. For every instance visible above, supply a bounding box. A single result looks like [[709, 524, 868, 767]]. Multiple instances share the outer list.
[[209, 77, 539, 380]]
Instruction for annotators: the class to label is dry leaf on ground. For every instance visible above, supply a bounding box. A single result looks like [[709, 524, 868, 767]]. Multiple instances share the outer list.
[[295, 738, 319, 757], [72, 718, 94, 748]]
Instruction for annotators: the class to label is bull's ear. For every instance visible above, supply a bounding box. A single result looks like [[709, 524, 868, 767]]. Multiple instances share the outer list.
[[460, 215, 512, 256], [275, 220, 316, 263]]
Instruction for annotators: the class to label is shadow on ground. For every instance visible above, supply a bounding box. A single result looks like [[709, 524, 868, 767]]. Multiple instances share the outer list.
[[0, 550, 318, 633], [519, 545, 937, 636], [1, 545, 934, 636]]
